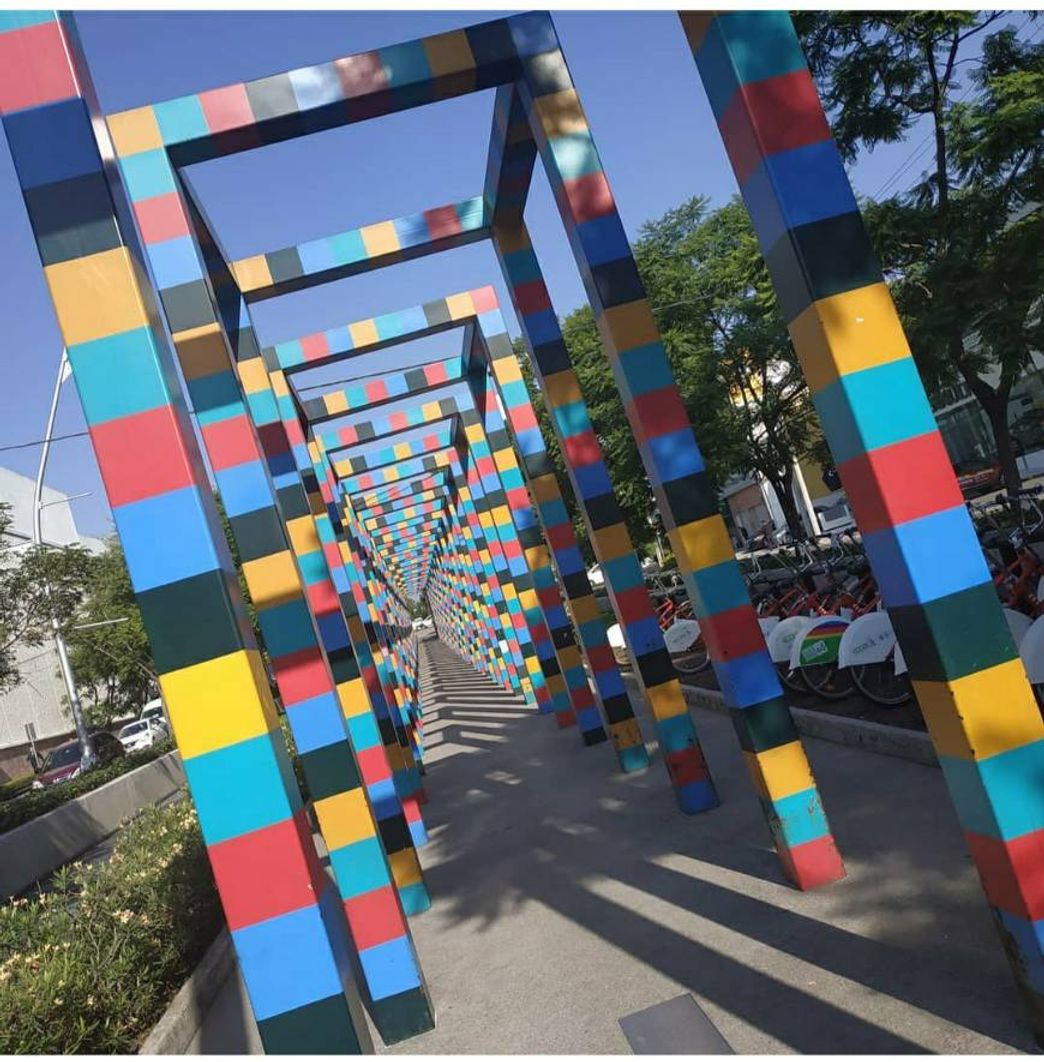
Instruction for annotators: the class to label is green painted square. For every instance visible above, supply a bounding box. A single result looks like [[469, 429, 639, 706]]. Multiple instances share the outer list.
[[369, 986, 436, 1045], [301, 739, 360, 802], [256, 993, 363, 1054], [730, 697, 799, 754]]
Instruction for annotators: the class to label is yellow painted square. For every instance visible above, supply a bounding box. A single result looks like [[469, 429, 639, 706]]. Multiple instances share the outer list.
[[752, 740, 815, 802], [543, 370, 583, 409], [446, 292, 476, 320], [646, 679, 688, 721], [494, 220, 530, 255], [609, 718, 644, 751], [45, 248, 149, 346], [593, 521, 634, 561], [360, 221, 399, 258], [324, 391, 349, 415], [349, 318, 379, 349], [160, 649, 277, 759], [529, 473, 562, 504], [236, 356, 270, 395], [570, 594, 602, 626], [524, 545, 551, 572], [270, 370, 289, 398], [534, 89, 588, 138], [388, 848, 424, 889], [333, 459, 350, 478], [394, 442, 413, 461], [286, 515, 321, 558], [914, 659, 1044, 761], [421, 400, 443, 421], [174, 323, 228, 381], [108, 107, 164, 156], [668, 516, 734, 571], [241, 550, 302, 610], [314, 788, 373, 850], [788, 282, 911, 394], [599, 300, 659, 353], [232, 255, 273, 292], [423, 29, 475, 77], [464, 422, 485, 445]]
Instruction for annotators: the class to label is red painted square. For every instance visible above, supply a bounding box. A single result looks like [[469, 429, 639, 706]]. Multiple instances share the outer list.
[[469, 285, 499, 313], [199, 83, 254, 134], [305, 579, 339, 616], [665, 746, 709, 787], [335, 52, 387, 98], [630, 387, 691, 437], [839, 431, 963, 534], [344, 886, 408, 951], [701, 604, 765, 662], [508, 404, 538, 433], [208, 816, 318, 931], [529, 622, 550, 644], [90, 405, 195, 507], [356, 743, 393, 786], [562, 172, 615, 225], [322, 542, 342, 572], [285, 419, 305, 447], [0, 21, 78, 115], [716, 102, 763, 188], [424, 205, 463, 240], [358, 474, 374, 490], [133, 193, 190, 245], [201, 413, 259, 472], [427, 361, 449, 384], [256, 420, 290, 459], [555, 708, 577, 728], [781, 834, 845, 891], [586, 644, 617, 673], [423, 433, 442, 452], [966, 829, 1044, 922], [339, 426, 359, 445], [365, 379, 388, 403], [401, 795, 424, 823], [389, 411, 408, 432], [615, 585, 656, 625], [513, 279, 552, 317], [273, 647, 330, 705], [300, 333, 330, 362], [563, 430, 602, 467]]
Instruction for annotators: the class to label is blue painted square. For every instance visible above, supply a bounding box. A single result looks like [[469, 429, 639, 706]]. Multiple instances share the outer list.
[[508, 11, 558, 57], [5, 97, 101, 188], [145, 234, 202, 289], [113, 486, 221, 593], [646, 428, 705, 483], [216, 459, 273, 519], [153, 95, 208, 145], [863, 505, 991, 608], [761, 139, 856, 240], [714, 650, 782, 708], [67, 327, 172, 425], [296, 235, 337, 276], [367, 777, 401, 822], [285, 692, 349, 755], [574, 213, 632, 267], [393, 211, 429, 248], [288, 62, 344, 112], [572, 460, 613, 499], [676, 778, 719, 814], [593, 666, 625, 700], [997, 910, 1044, 994], [233, 903, 344, 1020], [184, 734, 297, 846], [626, 615, 667, 658], [522, 308, 561, 347], [117, 148, 175, 202]]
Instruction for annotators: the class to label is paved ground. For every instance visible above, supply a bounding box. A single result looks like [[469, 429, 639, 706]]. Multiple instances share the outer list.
[[190, 632, 1035, 1054]]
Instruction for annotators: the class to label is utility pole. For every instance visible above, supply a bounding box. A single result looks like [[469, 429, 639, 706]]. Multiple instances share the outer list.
[[34, 349, 95, 771]]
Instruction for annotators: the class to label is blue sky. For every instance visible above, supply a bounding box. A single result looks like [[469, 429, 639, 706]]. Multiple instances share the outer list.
[[0, 10, 1019, 537]]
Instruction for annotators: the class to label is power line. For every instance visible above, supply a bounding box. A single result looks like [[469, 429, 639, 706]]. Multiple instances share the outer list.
[[0, 430, 89, 453]]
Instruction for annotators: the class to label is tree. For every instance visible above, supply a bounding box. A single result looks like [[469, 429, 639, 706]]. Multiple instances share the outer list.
[[795, 12, 1044, 494], [0, 503, 95, 695], [66, 538, 155, 726]]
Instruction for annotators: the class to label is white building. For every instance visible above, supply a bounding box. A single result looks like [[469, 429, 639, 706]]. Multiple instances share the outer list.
[[0, 466, 106, 780]]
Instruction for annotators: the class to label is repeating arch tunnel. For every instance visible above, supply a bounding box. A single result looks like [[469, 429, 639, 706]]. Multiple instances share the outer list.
[[2, 7, 1043, 1052]]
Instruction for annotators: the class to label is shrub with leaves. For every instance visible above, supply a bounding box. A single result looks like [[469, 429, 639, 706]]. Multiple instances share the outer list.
[[0, 796, 222, 1053], [0, 739, 174, 836]]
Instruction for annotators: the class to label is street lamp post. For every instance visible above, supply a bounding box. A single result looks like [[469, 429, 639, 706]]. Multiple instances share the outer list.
[[34, 349, 95, 771]]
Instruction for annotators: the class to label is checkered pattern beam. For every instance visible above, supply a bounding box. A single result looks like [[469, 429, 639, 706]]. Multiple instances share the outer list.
[[0, 13, 373, 1052], [684, 8, 1044, 1016]]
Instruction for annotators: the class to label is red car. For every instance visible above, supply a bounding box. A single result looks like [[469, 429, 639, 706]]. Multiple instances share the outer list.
[[33, 732, 124, 788]]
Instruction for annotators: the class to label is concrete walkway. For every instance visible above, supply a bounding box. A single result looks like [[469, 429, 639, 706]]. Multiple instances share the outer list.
[[191, 633, 1035, 1054]]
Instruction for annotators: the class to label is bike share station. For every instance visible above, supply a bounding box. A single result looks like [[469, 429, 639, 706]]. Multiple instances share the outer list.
[[2, 7, 1043, 1053]]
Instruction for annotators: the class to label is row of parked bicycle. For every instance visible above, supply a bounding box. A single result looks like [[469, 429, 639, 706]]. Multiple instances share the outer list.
[[606, 486, 1044, 708]]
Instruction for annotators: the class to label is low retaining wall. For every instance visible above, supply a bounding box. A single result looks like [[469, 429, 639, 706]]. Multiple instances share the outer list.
[[624, 676, 938, 768], [0, 750, 185, 898], [139, 929, 234, 1055]]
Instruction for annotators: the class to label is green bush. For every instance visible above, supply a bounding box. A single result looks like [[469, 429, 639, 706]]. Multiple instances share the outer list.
[[0, 775, 33, 804], [0, 739, 175, 836], [0, 796, 222, 1053]]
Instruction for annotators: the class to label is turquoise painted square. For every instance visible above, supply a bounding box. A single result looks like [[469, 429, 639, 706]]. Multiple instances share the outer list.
[[153, 96, 208, 145], [274, 339, 305, 368], [185, 734, 297, 846], [67, 327, 171, 425], [716, 12, 807, 86], [0, 12, 54, 31], [329, 836, 391, 900], [378, 40, 432, 87], [330, 229, 366, 266], [118, 148, 175, 202], [552, 398, 592, 437], [548, 132, 601, 182]]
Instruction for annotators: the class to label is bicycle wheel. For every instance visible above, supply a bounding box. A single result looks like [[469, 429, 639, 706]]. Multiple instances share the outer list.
[[851, 662, 912, 706], [802, 661, 856, 700], [671, 635, 711, 674], [776, 660, 807, 692]]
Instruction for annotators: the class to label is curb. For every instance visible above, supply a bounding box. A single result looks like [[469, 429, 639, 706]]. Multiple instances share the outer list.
[[625, 676, 938, 768], [139, 928, 234, 1055]]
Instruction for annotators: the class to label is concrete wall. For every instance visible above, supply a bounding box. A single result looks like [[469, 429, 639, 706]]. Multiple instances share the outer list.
[[0, 750, 184, 899]]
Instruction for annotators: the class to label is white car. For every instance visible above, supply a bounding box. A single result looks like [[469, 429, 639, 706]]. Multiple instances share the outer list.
[[117, 718, 166, 753], [140, 699, 169, 731]]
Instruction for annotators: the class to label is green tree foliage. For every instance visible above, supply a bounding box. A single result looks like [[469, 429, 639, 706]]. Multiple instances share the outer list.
[[65, 538, 155, 727], [0, 504, 95, 695], [795, 11, 1044, 494]]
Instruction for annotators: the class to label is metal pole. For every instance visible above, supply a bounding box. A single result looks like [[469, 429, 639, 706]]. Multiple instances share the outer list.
[[33, 349, 94, 770]]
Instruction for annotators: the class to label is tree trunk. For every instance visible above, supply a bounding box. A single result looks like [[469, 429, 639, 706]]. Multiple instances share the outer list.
[[984, 393, 1022, 497], [766, 472, 807, 539]]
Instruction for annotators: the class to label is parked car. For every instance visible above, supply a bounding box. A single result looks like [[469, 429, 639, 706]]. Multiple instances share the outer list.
[[117, 717, 167, 753], [139, 698, 168, 729], [32, 731, 124, 788]]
